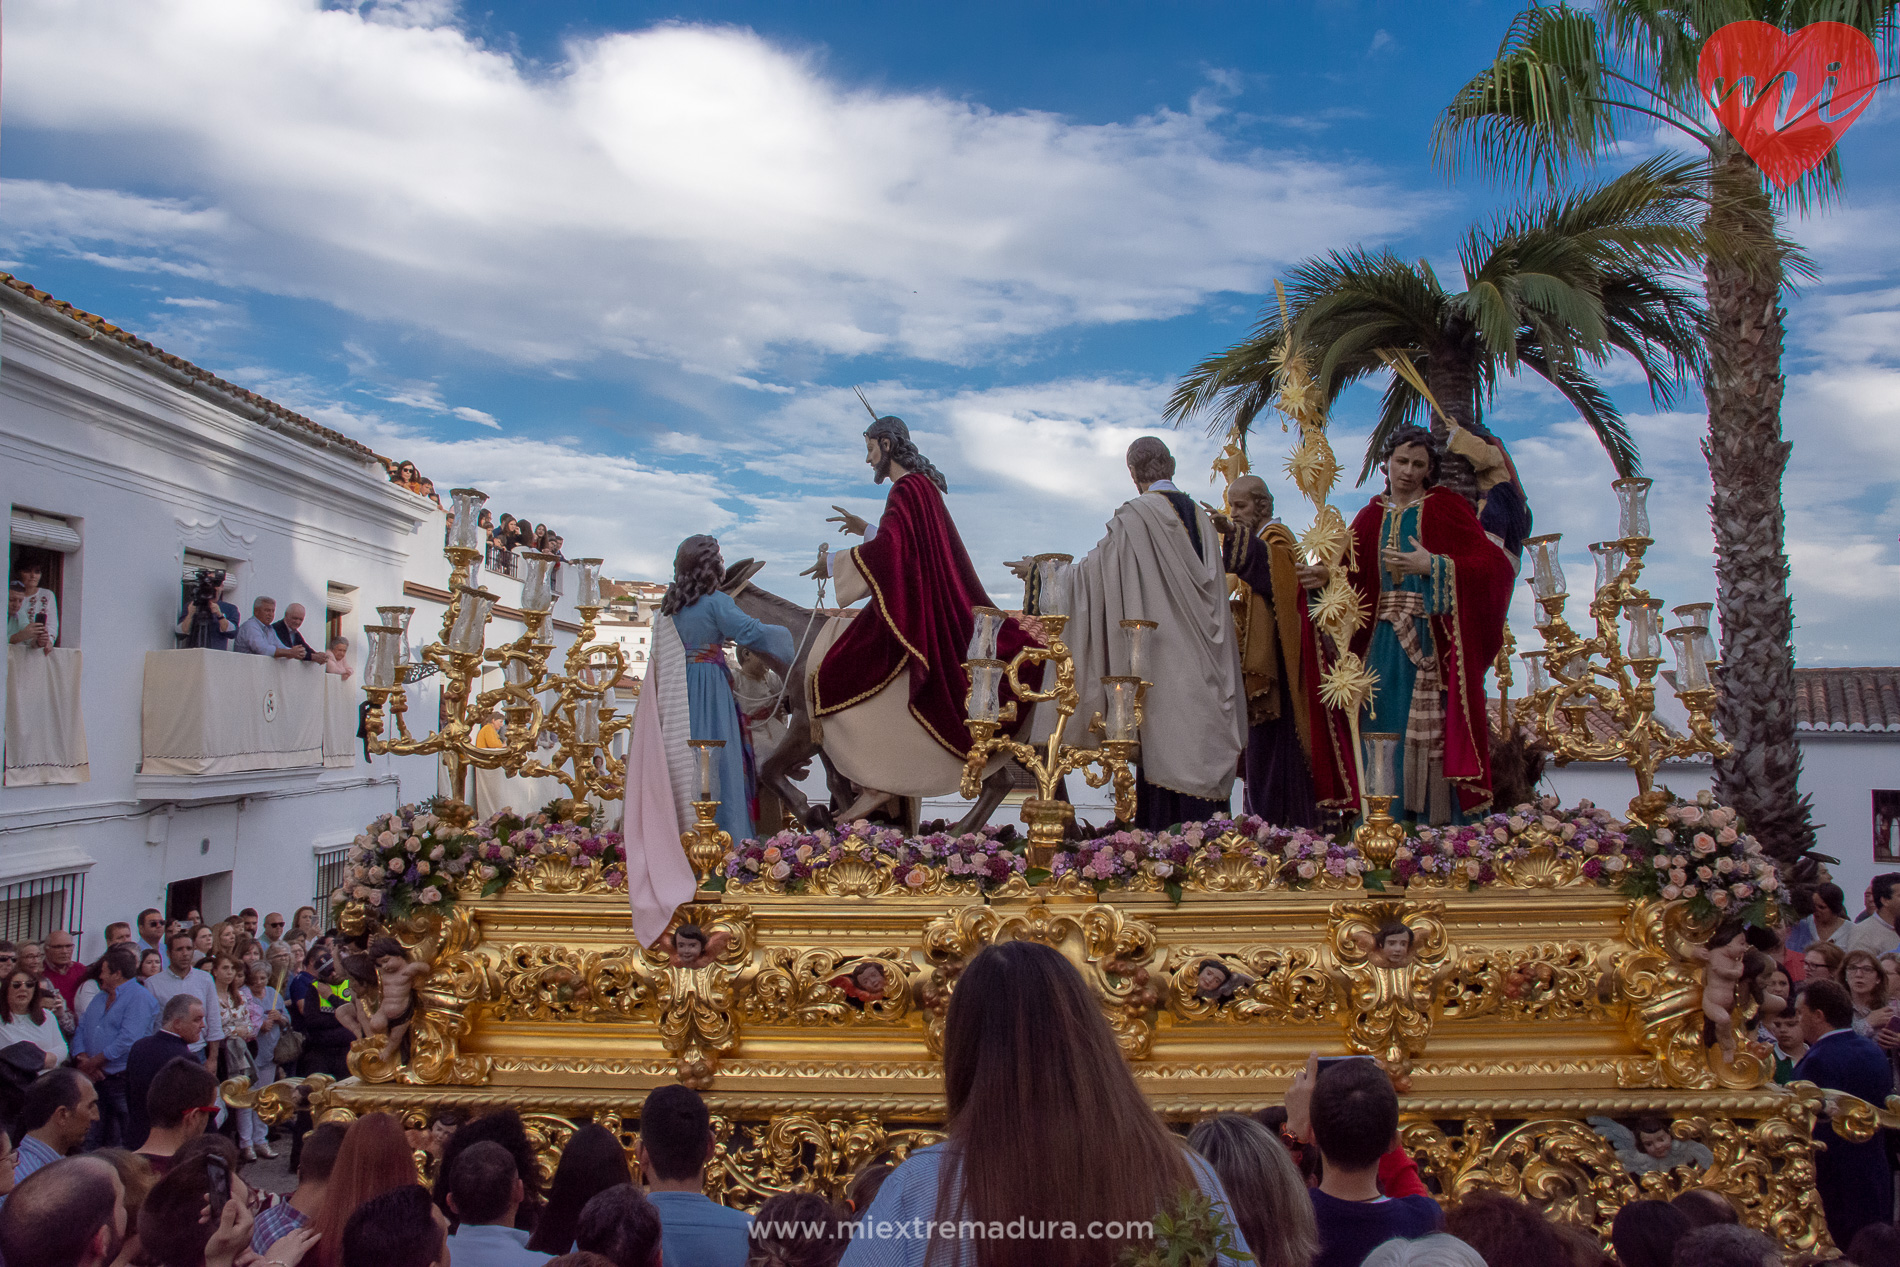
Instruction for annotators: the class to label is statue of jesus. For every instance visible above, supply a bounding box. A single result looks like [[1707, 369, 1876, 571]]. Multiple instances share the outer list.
[[1304, 425, 1513, 824], [806, 415, 1042, 825]]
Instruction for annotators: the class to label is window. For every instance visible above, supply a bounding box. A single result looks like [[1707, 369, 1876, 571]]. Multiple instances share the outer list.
[[314, 845, 351, 929], [1877, 790, 1900, 863], [325, 582, 358, 650], [0, 871, 85, 943], [9, 507, 78, 648], [179, 549, 237, 648]]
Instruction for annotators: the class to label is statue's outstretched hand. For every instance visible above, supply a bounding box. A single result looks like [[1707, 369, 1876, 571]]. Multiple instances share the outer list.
[[797, 543, 830, 580], [826, 506, 869, 537], [1199, 501, 1234, 536], [1003, 558, 1033, 581]]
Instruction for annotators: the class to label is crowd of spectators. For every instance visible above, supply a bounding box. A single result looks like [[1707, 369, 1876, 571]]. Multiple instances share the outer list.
[[174, 578, 349, 673], [384, 457, 576, 580], [3, 929, 1895, 1267]]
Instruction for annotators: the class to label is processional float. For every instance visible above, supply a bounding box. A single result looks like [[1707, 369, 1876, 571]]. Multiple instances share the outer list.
[[224, 333, 1879, 1259]]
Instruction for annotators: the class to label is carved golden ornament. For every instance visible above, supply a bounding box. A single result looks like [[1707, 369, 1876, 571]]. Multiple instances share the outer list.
[[1402, 1087, 1831, 1255], [516, 852, 622, 894], [706, 1114, 947, 1210], [742, 948, 915, 1026], [1163, 944, 1335, 1025], [1325, 900, 1457, 1067], [1609, 900, 1769, 1090], [922, 902, 1160, 1057], [1438, 941, 1614, 1025], [1495, 834, 1587, 888]]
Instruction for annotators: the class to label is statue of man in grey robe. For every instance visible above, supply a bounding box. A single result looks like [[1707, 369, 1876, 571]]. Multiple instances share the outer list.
[[1016, 437, 1247, 829]]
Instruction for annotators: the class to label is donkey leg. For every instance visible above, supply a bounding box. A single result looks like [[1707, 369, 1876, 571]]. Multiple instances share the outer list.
[[950, 763, 1017, 835], [758, 704, 819, 827]]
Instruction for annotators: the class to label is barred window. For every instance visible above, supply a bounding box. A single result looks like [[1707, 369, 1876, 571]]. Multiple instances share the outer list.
[[314, 846, 351, 930], [0, 871, 85, 943]]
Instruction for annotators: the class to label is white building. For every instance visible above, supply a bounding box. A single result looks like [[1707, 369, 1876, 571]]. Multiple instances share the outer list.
[[1, 275, 589, 958]]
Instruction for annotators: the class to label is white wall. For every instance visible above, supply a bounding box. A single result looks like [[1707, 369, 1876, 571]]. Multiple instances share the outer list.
[[0, 300, 589, 957], [1798, 734, 1900, 908]]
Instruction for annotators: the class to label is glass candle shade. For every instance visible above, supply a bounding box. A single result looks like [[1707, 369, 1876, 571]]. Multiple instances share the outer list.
[[448, 587, 499, 654], [1527, 579, 1554, 630], [1526, 535, 1567, 600], [1613, 477, 1653, 540], [1033, 554, 1074, 617], [363, 625, 403, 689], [688, 740, 723, 800], [1667, 627, 1713, 691], [1624, 599, 1664, 661], [1102, 676, 1142, 742], [1361, 732, 1401, 799], [575, 698, 601, 743], [965, 659, 1006, 724], [1120, 619, 1157, 680], [1588, 541, 1628, 595], [1560, 652, 1590, 682], [518, 551, 558, 613], [572, 559, 603, 608], [1520, 650, 1551, 695], [967, 607, 1007, 663], [376, 606, 415, 663], [503, 655, 533, 687], [446, 488, 488, 552], [1673, 601, 1713, 630]]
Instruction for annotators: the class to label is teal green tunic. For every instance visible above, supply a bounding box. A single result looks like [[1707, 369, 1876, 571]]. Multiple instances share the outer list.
[[1361, 500, 1462, 824]]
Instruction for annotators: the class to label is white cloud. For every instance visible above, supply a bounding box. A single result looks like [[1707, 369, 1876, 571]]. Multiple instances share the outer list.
[[450, 406, 501, 429], [1, 1, 1417, 375]]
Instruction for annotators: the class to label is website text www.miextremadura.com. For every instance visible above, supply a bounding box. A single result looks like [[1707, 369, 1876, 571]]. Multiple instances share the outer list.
[[756, 1218, 1157, 1242]]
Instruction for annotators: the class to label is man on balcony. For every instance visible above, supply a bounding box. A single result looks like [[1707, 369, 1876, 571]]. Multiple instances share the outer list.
[[234, 597, 325, 663]]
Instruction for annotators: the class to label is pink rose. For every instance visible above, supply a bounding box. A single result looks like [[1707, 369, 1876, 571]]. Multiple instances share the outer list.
[[419, 886, 443, 905]]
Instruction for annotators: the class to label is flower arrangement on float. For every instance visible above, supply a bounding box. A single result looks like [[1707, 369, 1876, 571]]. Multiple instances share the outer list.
[[335, 799, 626, 918], [722, 821, 1027, 894], [1399, 798, 1635, 889], [1616, 789, 1781, 925], [1048, 818, 1362, 897]]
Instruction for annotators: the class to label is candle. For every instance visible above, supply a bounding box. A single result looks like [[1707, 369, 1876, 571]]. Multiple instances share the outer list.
[[1613, 477, 1653, 540], [576, 698, 601, 743], [1588, 541, 1628, 595], [1520, 650, 1551, 695], [1525, 535, 1566, 600], [964, 659, 1006, 724], [1102, 676, 1141, 741], [1624, 599, 1663, 661], [1033, 555, 1073, 617], [1120, 620, 1157, 680], [447, 587, 499, 654], [446, 488, 488, 552], [687, 741, 724, 800], [1667, 627, 1712, 691], [363, 625, 403, 689], [967, 608, 1006, 663], [519, 551, 558, 613], [376, 606, 415, 664], [572, 559, 604, 608], [1361, 732, 1400, 798]]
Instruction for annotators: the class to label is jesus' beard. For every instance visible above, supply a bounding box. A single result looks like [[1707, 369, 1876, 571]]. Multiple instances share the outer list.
[[872, 451, 894, 484]]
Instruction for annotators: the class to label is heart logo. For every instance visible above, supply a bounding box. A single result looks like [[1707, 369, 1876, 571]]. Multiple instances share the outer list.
[[1698, 21, 1880, 188]]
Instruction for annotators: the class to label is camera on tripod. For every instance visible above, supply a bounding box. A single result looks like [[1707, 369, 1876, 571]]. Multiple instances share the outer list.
[[180, 567, 232, 649]]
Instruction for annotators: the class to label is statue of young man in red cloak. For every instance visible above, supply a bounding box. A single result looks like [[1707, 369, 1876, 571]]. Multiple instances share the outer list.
[[1302, 425, 1514, 823], [805, 415, 1041, 824]]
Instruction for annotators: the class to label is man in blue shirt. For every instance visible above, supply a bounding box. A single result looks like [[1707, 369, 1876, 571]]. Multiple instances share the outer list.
[[1299, 1057, 1442, 1267], [638, 1084, 751, 1267], [444, 1141, 548, 1267], [12, 1069, 98, 1189], [74, 945, 158, 1149]]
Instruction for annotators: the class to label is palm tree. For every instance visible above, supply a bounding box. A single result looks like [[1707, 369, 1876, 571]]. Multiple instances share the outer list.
[[1167, 157, 1707, 486], [1433, 1, 1899, 865]]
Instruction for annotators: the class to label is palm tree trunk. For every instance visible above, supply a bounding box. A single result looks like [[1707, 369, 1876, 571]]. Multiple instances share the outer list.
[[1425, 341, 1483, 506], [1702, 138, 1814, 863]]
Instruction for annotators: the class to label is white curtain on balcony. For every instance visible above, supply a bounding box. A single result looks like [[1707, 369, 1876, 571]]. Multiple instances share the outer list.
[[322, 674, 359, 768], [4, 646, 89, 786], [141, 650, 325, 776]]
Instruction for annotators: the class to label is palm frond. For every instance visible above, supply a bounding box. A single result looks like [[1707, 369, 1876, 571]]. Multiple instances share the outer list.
[[1356, 369, 1430, 486], [1517, 344, 1643, 477]]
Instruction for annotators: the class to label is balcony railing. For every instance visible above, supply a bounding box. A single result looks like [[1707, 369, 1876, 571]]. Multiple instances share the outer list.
[[136, 649, 356, 799]]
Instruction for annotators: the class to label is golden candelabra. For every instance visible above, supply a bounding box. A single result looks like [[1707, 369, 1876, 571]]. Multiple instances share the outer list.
[[357, 486, 631, 822], [1514, 477, 1730, 826], [958, 558, 1151, 869]]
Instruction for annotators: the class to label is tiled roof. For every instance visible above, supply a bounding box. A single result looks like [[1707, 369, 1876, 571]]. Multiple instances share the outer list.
[[1794, 668, 1900, 733], [0, 274, 381, 462]]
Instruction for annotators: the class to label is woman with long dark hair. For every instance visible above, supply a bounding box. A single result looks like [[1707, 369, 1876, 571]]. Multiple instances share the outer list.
[[313, 1112, 421, 1267], [839, 941, 1242, 1267], [528, 1123, 633, 1253]]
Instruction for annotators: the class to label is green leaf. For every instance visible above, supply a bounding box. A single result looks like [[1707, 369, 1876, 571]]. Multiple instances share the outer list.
[[479, 875, 509, 898], [1023, 867, 1052, 886], [1364, 869, 1392, 892], [1165, 879, 1185, 906]]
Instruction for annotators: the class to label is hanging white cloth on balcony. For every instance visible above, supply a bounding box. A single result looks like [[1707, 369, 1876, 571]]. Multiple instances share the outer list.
[[140, 650, 323, 776], [322, 673, 359, 768], [4, 646, 90, 786]]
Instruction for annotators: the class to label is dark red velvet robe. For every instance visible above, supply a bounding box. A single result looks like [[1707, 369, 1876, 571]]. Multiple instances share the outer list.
[[811, 473, 1042, 759], [1308, 487, 1514, 814]]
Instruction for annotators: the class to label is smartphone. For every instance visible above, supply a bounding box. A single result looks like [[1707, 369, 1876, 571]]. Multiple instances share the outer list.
[[205, 1155, 231, 1217]]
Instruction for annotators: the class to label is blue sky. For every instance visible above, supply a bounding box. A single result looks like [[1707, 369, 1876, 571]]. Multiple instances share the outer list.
[[3, 0, 1896, 663]]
